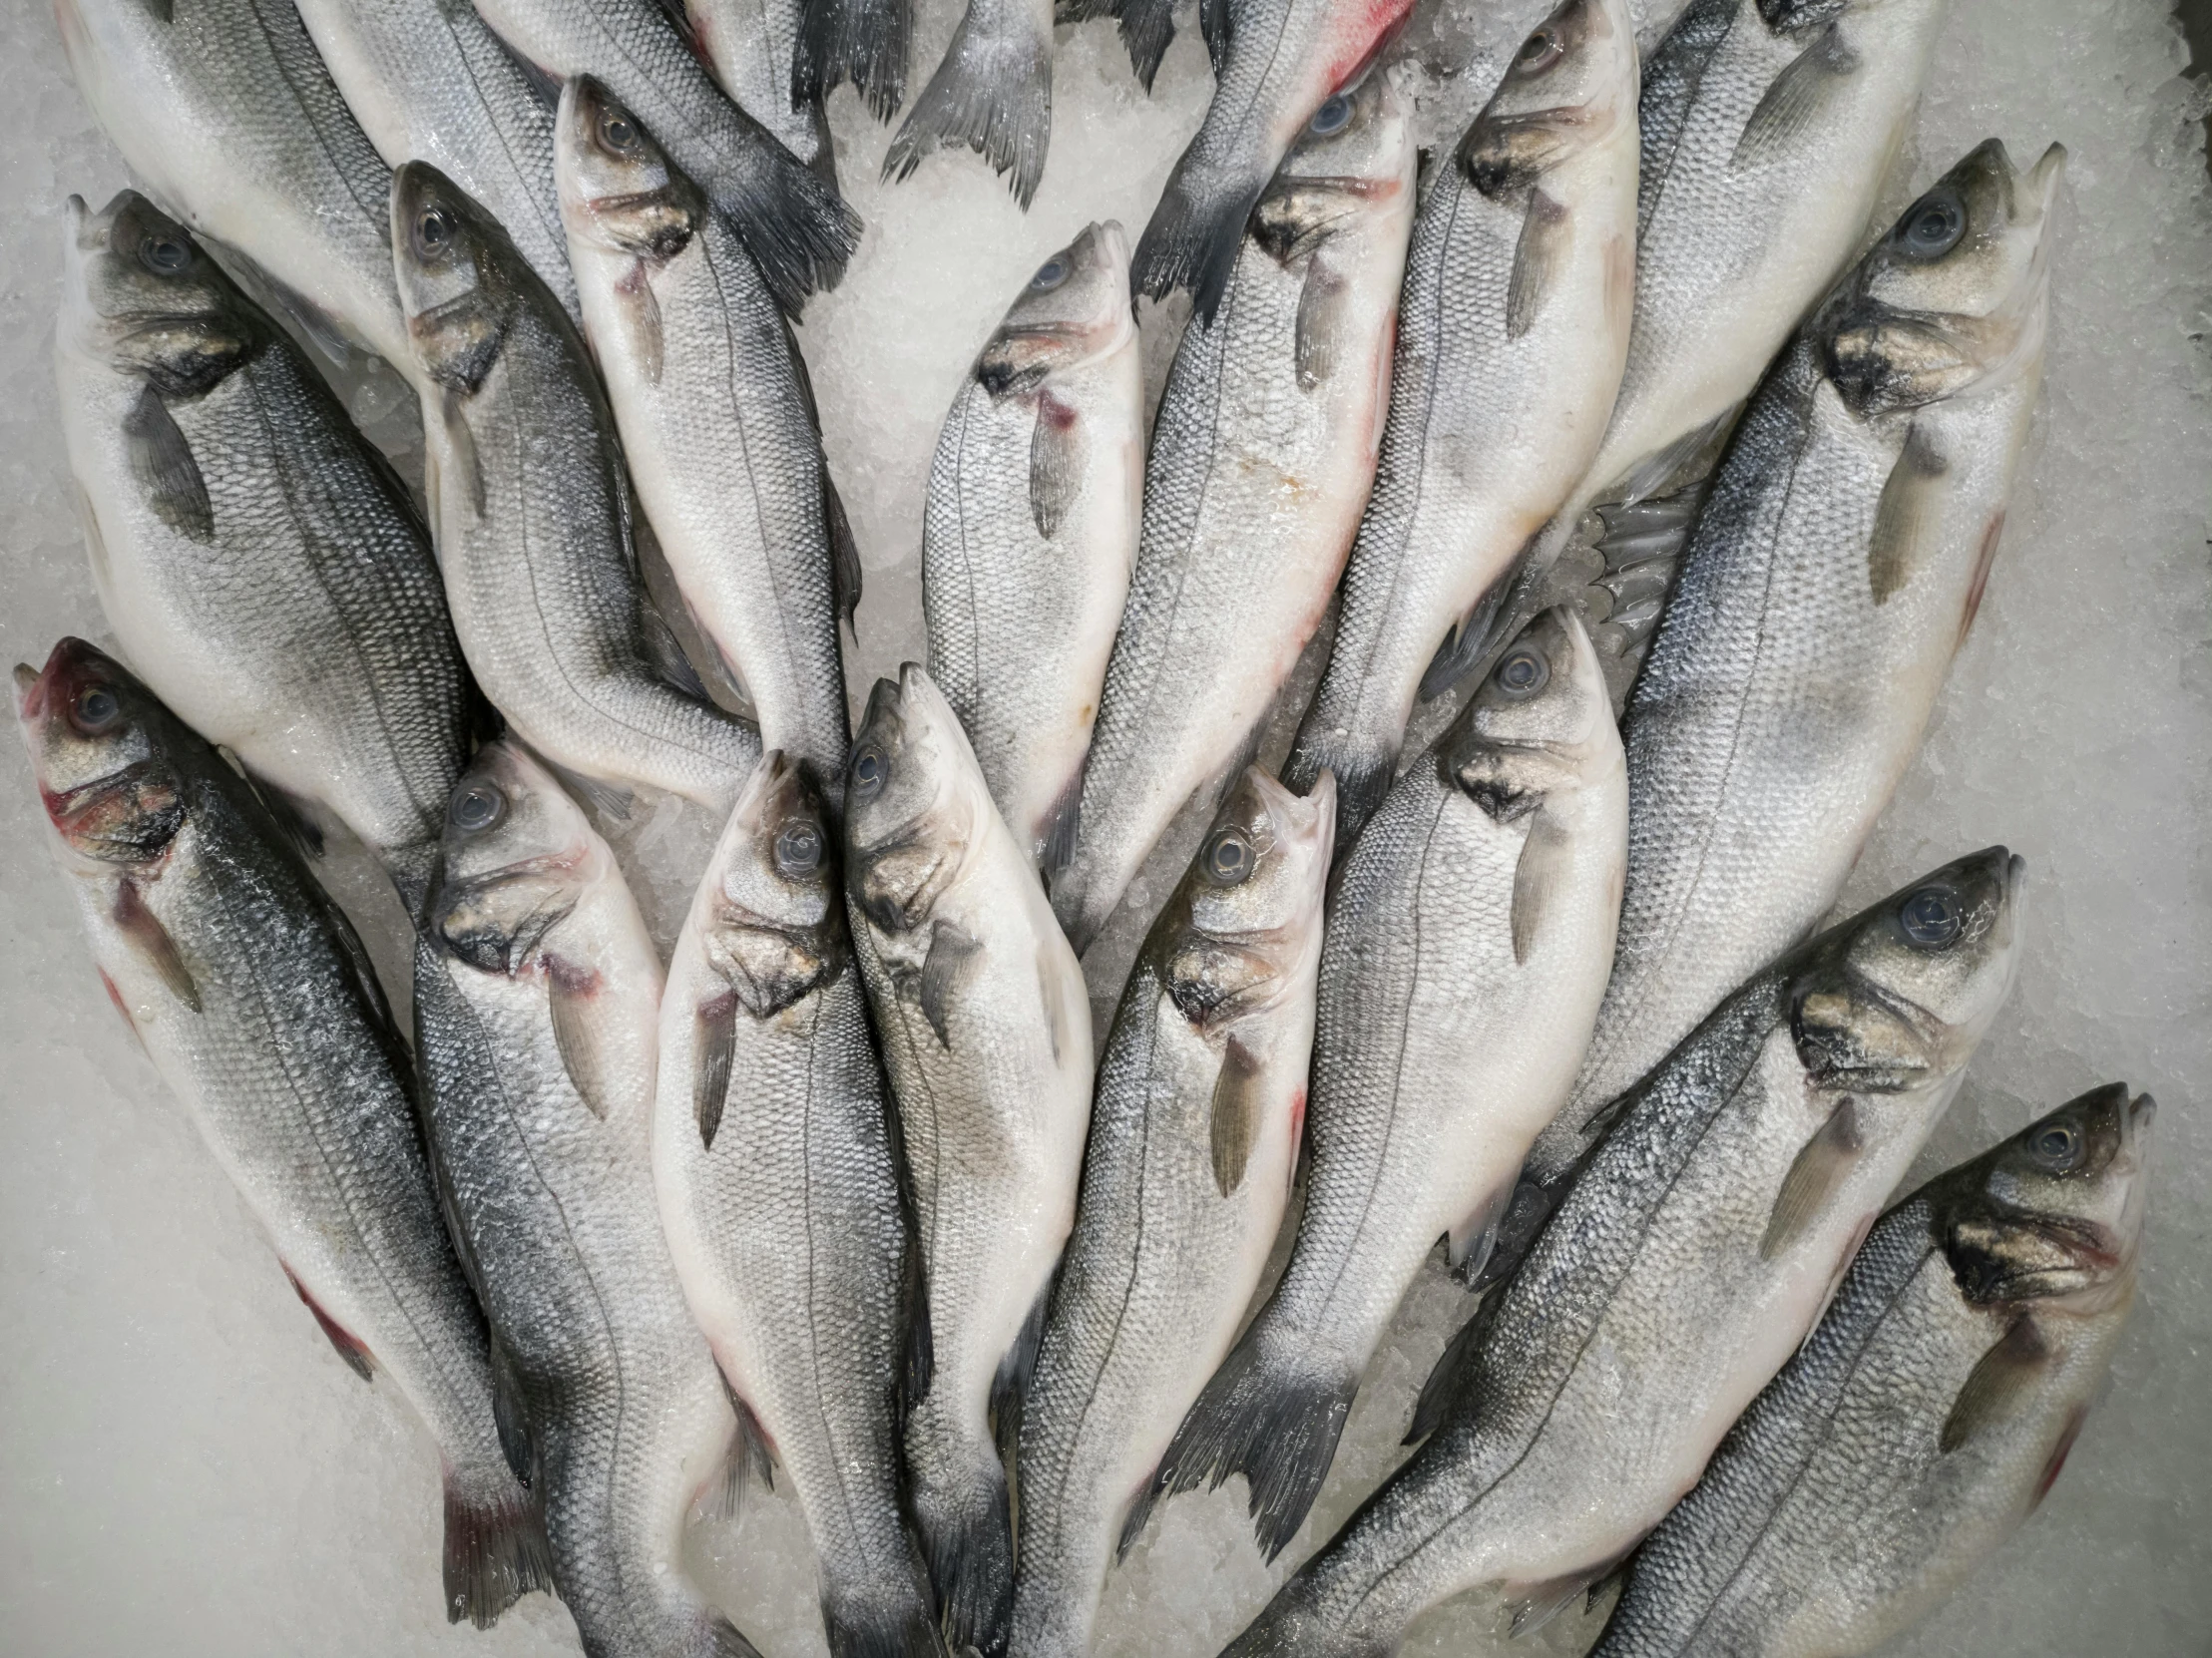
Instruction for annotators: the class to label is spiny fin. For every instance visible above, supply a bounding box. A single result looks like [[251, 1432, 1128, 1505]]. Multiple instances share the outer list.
[[1030, 388, 1084, 538], [547, 957, 615, 1119], [1510, 808, 1571, 966], [1869, 422, 1950, 603], [1293, 258, 1348, 390], [694, 991, 739, 1148], [1506, 190, 1569, 341], [1941, 1314, 2052, 1453], [614, 258, 664, 383], [1760, 1096, 1864, 1260], [123, 383, 212, 541], [882, 5, 1053, 208], [1445, 1178, 1514, 1284], [113, 878, 200, 1010], [1209, 1035, 1264, 1196], [919, 920, 982, 1045], [1732, 24, 1861, 172], [488, 1333, 534, 1487], [284, 1266, 375, 1381]]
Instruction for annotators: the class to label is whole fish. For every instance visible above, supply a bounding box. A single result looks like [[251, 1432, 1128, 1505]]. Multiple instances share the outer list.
[[1130, 0, 1416, 318], [294, 0, 580, 319], [415, 739, 755, 1658], [685, 0, 835, 184], [884, 0, 1055, 207], [1526, 139, 2063, 1191], [471, 0, 858, 312], [1282, 0, 1638, 843], [557, 79, 853, 789], [842, 663, 1095, 1655], [920, 222, 1142, 868], [1050, 74, 1415, 953], [1591, 1083, 2152, 1658], [392, 162, 762, 811], [1148, 609, 1625, 1559], [796, 0, 910, 123], [15, 640, 548, 1628], [1222, 848, 2024, 1656], [55, 0, 410, 375], [56, 193, 473, 917], [655, 751, 943, 1658], [1009, 767, 1335, 1658]]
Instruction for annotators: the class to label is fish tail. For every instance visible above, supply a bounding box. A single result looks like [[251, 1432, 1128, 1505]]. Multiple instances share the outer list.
[[884, 5, 1054, 208], [1046, 854, 1111, 958], [821, 1578, 950, 1658], [797, 0, 913, 121], [439, 1461, 553, 1627], [910, 1453, 1015, 1656], [1115, 0, 1178, 90], [705, 110, 865, 312], [1131, 149, 1266, 319], [1281, 725, 1393, 854]]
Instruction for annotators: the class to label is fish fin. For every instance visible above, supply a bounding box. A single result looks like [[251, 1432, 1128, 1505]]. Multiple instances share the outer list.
[[882, 3, 1053, 208], [1036, 934, 1084, 1066], [1293, 258, 1349, 390], [919, 920, 982, 1045], [485, 25, 561, 107], [440, 1463, 553, 1627], [535, 752, 635, 823], [1406, 1303, 1492, 1444], [1505, 1548, 1637, 1638], [1416, 558, 1520, 703], [1593, 487, 1702, 574], [2029, 1402, 2089, 1512], [221, 244, 355, 370], [700, 1387, 777, 1523], [283, 1266, 375, 1381], [112, 878, 200, 1010], [705, 1614, 768, 1658], [1731, 24, 1860, 172], [633, 513, 741, 709], [1612, 403, 1740, 507], [1464, 1169, 1567, 1297], [1941, 1314, 2053, 1453], [226, 758, 328, 864], [900, 1227, 935, 1416], [487, 1332, 535, 1487], [546, 957, 616, 1119], [1868, 423, 1949, 604], [1509, 808, 1572, 966], [991, 1270, 1056, 1459], [1209, 1035, 1265, 1196], [1759, 1096, 1865, 1260], [694, 991, 739, 1148], [1958, 509, 2004, 649], [821, 1594, 944, 1658], [135, 0, 176, 20], [122, 383, 213, 542], [1132, 153, 1265, 320], [823, 465, 864, 633], [1196, 0, 1232, 72], [1445, 1178, 1514, 1284], [700, 105, 862, 314], [795, 0, 912, 122], [438, 387, 487, 521], [1506, 189, 1570, 341], [1116, 0, 1176, 89], [1028, 389, 1085, 538], [1037, 764, 1084, 876], [613, 258, 664, 384], [912, 1458, 1014, 1655], [1114, 1473, 1161, 1561]]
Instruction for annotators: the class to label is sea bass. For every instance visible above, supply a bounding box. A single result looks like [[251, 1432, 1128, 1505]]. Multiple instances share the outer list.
[[1148, 609, 1625, 1559], [1591, 1083, 2152, 1658], [796, 0, 911, 122], [1282, 0, 1638, 843], [557, 79, 854, 789], [1223, 849, 2024, 1656], [1527, 140, 2063, 1189], [655, 752, 943, 1658], [56, 192, 472, 917], [415, 740, 755, 1658], [1050, 74, 1414, 952], [15, 640, 548, 1628], [686, 0, 835, 183], [921, 222, 1142, 868], [393, 161, 761, 811], [1009, 767, 1334, 1658], [842, 663, 1095, 1655], [885, 0, 1055, 207]]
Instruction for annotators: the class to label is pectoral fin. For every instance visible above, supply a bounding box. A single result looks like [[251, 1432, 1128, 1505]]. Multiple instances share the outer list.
[[438, 388, 487, 521], [547, 957, 614, 1119], [1294, 259, 1349, 391], [614, 258, 664, 384], [1869, 424, 1950, 603], [1445, 1178, 1514, 1284], [1510, 808, 1572, 966], [1732, 24, 1860, 171], [919, 921, 982, 1046], [1037, 935, 1083, 1065], [1506, 190, 1570, 341], [123, 383, 213, 542], [1209, 1036, 1264, 1197], [114, 879, 199, 1011], [1760, 1096, 1864, 1259], [1030, 390, 1085, 538], [1941, 1314, 2052, 1453], [694, 991, 738, 1148]]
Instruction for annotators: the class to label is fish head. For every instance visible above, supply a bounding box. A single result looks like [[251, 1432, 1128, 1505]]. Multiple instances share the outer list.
[[1822, 140, 2066, 415], [14, 637, 186, 869], [60, 191, 258, 395], [392, 162, 525, 395], [1787, 848, 2026, 1093], [976, 221, 1133, 394], [1156, 767, 1337, 1030], [1441, 607, 1613, 812], [701, 750, 845, 1015], [429, 740, 599, 976], [1458, 0, 1637, 199], [1251, 70, 1415, 265], [555, 76, 703, 263], [843, 663, 983, 934]]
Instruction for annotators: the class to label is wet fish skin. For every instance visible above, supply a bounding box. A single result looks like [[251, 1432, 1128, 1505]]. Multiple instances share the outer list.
[[1009, 767, 1335, 1658], [416, 739, 755, 1658], [885, 0, 1055, 207], [1282, 0, 1638, 844], [392, 161, 762, 810], [1222, 848, 2025, 1657], [1590, 1083, 2152, 1658], [56, 192, 472, 918], [1527, 139, 2064, 1188], [795, 0, 911, 123], [685, 0, 835, 184], [14, 640, 548, 1629], [921, 221, 1141, 868], [1147, 608, 1625, 1561], [1050, 74, 1415, 953], [557, 78, 852, 790], [656, 752, 944, 1658], [842, 663, 1095, 1657]]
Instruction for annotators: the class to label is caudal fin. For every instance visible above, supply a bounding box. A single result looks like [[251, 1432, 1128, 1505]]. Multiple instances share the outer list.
[[797, 0, 913, 121], [704, 117, 864, 313], [1131, 151, 1264, 320], [884, 7, 1054, 208], [441, 1464, 553, 1627], [822, 1577, 950, 1658], [911, 1458, 1015, 1656], [1281, 732, 1392, 855]]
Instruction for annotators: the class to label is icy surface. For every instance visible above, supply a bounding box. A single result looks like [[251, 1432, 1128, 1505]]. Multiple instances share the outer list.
[[0, 0, 2207, 1653]]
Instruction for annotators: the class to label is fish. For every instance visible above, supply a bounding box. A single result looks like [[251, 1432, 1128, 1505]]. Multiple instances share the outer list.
[[685, 0, 836, 185], [1008, 767, 1335, 1658], [293, 0, 580, 319], [655, 751, 944, 1658], [391, 161, 762, 811], [556, 78, 854, 791], [1144, 608, 1626, 1560], [471, 0, 858, 312], [14, 639, 549, 1629], [1049, 73, 1415, 953], [1523, 139, 2064, 1194], [1281, 0, 1639, 844], [1589, 1083, 2152, 1658], [1129, 0, 1417, 319], [920, 222, 1142, 869], [842, 663, 1095, 1656], [884, 0, 1055, 207], [414, 739, 757, 1658], [796, 0, 910, 124], [54, 0, 411, 377], [1219, 848, 2025, 1656]]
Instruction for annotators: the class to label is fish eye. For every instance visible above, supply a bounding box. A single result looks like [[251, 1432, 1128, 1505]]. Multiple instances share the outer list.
[[1898, 885, 1963, 948], [850, 744, 888, 799], [1030, 256, 1070, 291], [415, 206, 456, 255], [774, 818, 823, 876], [2027, 1119, 2084, 1173], [1309, 95, 1351, 136], [1493, 647, 1549, 697], [1897, 190, 1967, 260], [1517, 29, 1563, 72], [71, 683, 121, 733], [599, 110, 639, 153], [450, 781, 505, 832], [1202, 827, 1254, 885], [140, 235, 191, 275]]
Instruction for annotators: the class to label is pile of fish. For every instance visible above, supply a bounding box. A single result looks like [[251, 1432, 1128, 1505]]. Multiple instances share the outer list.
[[17, 0, 2154, 1654]]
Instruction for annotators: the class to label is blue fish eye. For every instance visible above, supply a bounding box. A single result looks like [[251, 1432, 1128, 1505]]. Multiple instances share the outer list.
[[1898, 886, 1962, 948], [1310, 95, 1352, 136], [1031, 257, 1070, 291]]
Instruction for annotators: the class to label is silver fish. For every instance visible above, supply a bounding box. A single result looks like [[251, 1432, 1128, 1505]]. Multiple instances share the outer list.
[[1050, 74, 1415, 953], [1591, 1083, 2152, 1658], [885, 0, 1054, 207], [471, 0, 858, 312], [1527, 140, 2063, 1189], [1282, 0, 1638, 843], [686, 0, 835, 184], [842, 663, 1095, 1655], [656, 752, 943, 1658], [415, 739, 754, 1658], [56, 193, 472, 918], [796, 0, 910, 123], [1147, 608, 1625, 1560], [15, 640, 548, 1629], [557, 79, 854, 789], [1009, 767, 1335, 1658], [1223, 848, 2024, 1656], [392, 161, 761, 811], [920, 222, 1142, 868]]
